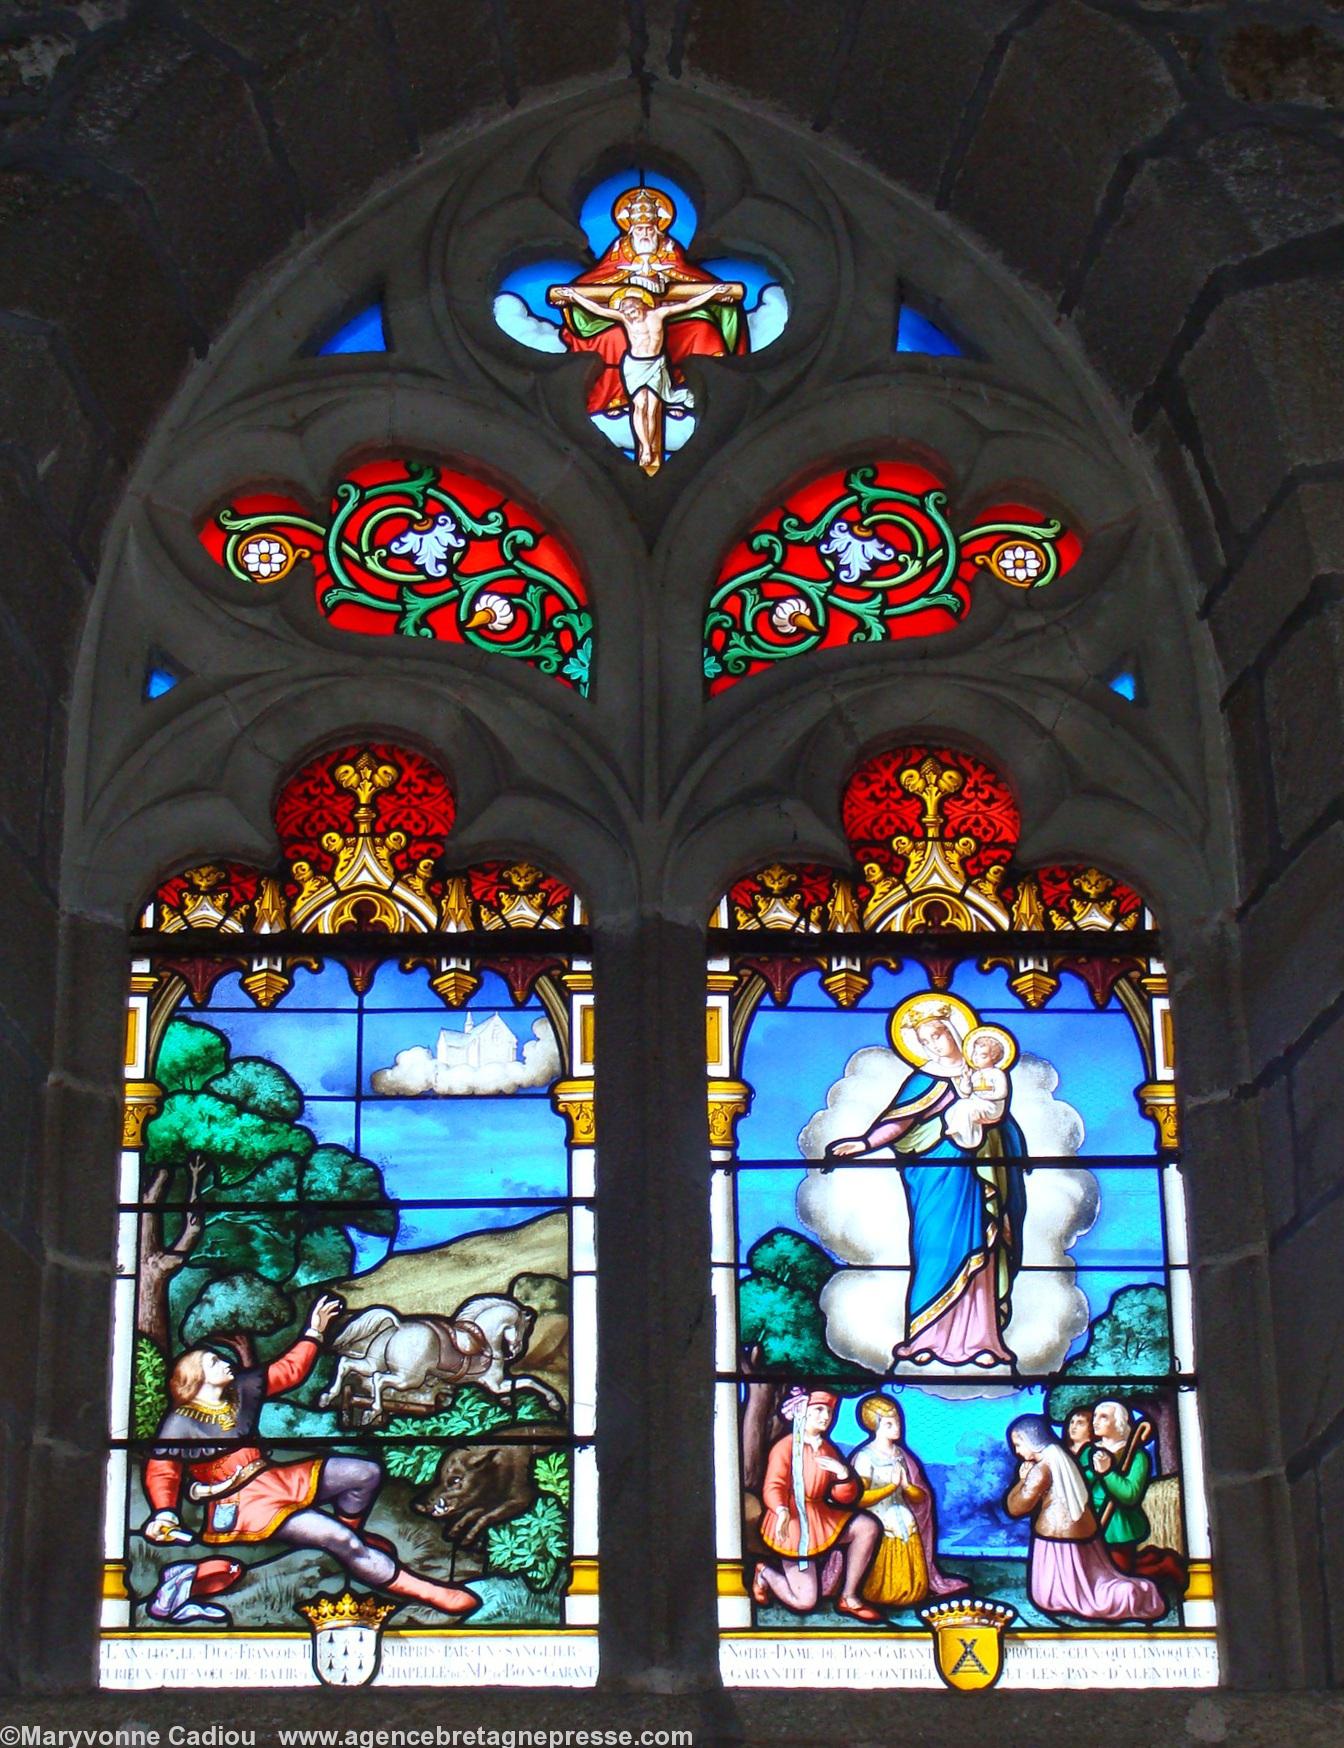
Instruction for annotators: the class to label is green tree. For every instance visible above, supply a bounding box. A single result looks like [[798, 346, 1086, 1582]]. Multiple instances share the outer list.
[[737, 1228, 864, 1374], [1045, 1284, 1177, 1470], [182, 1272, 294, 1367], [140, 1017, 395, 1359]]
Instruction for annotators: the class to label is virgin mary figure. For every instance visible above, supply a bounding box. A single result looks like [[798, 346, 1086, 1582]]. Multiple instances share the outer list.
[[826, 994, 1028, 1370]]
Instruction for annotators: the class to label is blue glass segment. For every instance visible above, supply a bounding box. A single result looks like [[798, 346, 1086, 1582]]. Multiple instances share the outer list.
[[144, 666, 179, 699], [896, 306, 963, 357], [316, 303, 388, 355]]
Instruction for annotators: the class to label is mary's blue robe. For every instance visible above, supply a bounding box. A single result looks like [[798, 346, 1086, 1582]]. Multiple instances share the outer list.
[[881, 1068, 1029, 1339]]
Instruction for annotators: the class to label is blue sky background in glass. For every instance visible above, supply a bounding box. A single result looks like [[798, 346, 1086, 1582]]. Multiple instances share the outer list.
[[358, 1098, 566, 1205], [1109, 669, 1139, 701], [179, 966, 570, 1275], [205, 962, 357, 1009], [736, 961, 1152, 1161], [316, 303, 388, 354], [144, 665, 179, 698], [201, 1006, 358, 1096], [578, 169, 698, 250], [896, 306, 963, 357]]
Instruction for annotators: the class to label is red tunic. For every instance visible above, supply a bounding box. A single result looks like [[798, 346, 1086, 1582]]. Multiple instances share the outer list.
[[144, 1338, 322, 1543], [760, 1434, 861, 1558]]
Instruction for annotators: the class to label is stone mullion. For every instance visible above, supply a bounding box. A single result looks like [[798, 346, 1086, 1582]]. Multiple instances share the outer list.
[[26, 913, 127, 1689], [592, 917, 719, 1690]]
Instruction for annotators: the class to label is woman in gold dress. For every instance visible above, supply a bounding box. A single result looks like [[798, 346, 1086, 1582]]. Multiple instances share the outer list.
[[850, 1395, 967, 1608]]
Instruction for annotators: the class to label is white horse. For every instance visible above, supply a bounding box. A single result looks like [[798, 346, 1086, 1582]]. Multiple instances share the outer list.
[[318, 1294, 564, 1427]]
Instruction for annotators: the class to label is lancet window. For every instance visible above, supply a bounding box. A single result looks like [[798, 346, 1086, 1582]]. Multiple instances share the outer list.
[[707, 745, 1212, 1691], [103, 743, 597, 1688]]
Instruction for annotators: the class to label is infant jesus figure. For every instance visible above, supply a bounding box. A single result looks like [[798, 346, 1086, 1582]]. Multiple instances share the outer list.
[[549, 281, 743, 476], [943, 1026, 1014, 1151]]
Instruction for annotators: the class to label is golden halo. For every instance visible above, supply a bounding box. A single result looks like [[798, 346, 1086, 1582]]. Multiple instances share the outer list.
[[889, 992, 979, 1069], [609, 284, 654, 307], [961, 1023, 1018, 1072], [612, 184, 675, 234]]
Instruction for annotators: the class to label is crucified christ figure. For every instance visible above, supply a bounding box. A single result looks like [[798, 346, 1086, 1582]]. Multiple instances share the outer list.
[[549, 281, 743, 476]]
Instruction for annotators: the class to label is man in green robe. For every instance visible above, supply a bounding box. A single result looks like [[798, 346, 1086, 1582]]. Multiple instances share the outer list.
[[1082, 1399, 1187, 1593]]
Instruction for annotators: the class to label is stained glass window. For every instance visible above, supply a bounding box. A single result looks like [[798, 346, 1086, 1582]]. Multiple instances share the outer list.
[[199, 462, 592, 693], [703, 464, 1081, 692], [102, 744, 597, 1688], [494, 169, 787, 476], [708, 746, 1213, 1690]]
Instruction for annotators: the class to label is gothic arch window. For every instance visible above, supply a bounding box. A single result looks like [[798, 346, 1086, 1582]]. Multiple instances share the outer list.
[[58, 86, 1245, 1705]]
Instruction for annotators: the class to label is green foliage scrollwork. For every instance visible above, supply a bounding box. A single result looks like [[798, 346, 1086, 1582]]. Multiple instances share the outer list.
[[705, 466, 1065, 680]]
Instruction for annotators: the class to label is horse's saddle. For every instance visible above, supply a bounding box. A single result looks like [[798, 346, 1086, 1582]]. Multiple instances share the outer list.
[[422, 1316, 494, 1383]]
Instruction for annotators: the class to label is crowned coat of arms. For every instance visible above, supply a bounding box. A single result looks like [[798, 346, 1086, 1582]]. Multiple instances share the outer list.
[[298, 1590, 398, 1687]]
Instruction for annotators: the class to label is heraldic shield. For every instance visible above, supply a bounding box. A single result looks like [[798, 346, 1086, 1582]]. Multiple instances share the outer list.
[[918, 1599, 1017, 1692], [298, 1590, 397, 1687]]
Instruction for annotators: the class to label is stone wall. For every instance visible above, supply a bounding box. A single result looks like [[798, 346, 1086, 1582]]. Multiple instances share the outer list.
[[0, 0, 1341, 1726]]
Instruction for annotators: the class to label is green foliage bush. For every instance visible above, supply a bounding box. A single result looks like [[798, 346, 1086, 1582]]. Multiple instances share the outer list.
[[380, 1386, 559, 1485], [486, 1496, 568, 1591], [132, 1337, 168, 1438]]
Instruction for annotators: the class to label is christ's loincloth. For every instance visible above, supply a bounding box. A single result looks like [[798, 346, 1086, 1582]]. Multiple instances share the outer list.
[[619, 352, 694, 410]]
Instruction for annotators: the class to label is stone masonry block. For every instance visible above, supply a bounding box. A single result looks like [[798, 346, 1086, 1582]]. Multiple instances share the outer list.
[[1210, 480, 1344, 683], [1289, 1008, 1344, 1218], [1221, 673, 1276, 900], [1180, 1095, 1275, 1260], [176, 1, 410, 223], [826, 0, 1023, 200], [52, 913, 126, 1083], [0, 174, 194, 459], [505, 0, 627, 94], [1241, 823, 1344, 1067], [1194, 1252, 1281, 1476], [64, 24, 299, 333], [383, 0, 506, 140], [1221, 22, 1344, 108], [1264, 595, 1344, 847], [0, 1027, 41, 1226], [1077, 154, 1257, 403], [1143, 409, 1226, 595], [17, 1438, 104, 1687], [1320, 1436, 1344, 1681], [950, 0, 1181, 298], [1183, 277, 1344, 539], [1271, 1191, 1344, 1459], [1205, 1472, 1298, 1687], [0, 1228, 40, 1427], [677, 0, 855, 124], [0, 634, 54, 854], [39, 1077, 121, 1264], [0, 464, 89, 697], [0, 837, 58, 1060], [1076, 122, 1344, 406], [0, 324, 105, 533], [1289, 1469, 1329, 1686]]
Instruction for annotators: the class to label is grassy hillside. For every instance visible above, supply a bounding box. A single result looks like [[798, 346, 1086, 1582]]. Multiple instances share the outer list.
[[339, 1209, 568, 1312]]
